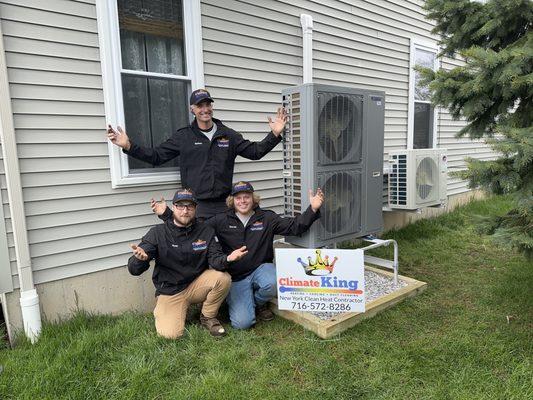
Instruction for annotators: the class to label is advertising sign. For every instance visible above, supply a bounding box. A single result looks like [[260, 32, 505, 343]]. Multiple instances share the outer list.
[[275, 248, 365, 313]]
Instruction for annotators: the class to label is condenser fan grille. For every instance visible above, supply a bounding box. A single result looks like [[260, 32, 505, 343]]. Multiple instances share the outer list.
[[317, 93, 363, 165], [416, 157, 438, 201], [318, 171, 361, 240]]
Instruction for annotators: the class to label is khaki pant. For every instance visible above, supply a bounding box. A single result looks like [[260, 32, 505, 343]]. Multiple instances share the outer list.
[[153, 269, 231, 339]]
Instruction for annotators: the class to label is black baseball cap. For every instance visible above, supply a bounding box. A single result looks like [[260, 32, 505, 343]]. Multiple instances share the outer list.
[[231, 181, 255, 196], [189, 89, 214, 105], [172, 189, 198, 205]]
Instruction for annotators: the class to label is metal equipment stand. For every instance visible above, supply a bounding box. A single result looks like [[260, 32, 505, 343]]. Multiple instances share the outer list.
[[361, 235, 399, 284]]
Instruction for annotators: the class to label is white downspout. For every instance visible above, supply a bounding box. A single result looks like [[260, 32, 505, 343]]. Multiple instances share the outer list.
[[300, 14, 313, 84], [0, 20, 41, 342]]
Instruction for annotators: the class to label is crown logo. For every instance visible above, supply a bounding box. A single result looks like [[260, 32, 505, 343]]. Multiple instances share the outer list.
[[297, 250, 338, 276]]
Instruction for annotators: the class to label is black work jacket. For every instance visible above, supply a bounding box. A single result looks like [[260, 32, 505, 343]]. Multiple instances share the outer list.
[[124, 118, 282, 200], [207, 206, 320, 281], [127, 219, 228, 296]]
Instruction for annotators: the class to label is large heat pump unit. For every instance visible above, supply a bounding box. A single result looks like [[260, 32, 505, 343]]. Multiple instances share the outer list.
[[282, 83, 385, 247]]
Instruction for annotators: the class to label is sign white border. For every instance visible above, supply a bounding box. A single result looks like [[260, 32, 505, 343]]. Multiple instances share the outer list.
[[275, 248, 366, 313]]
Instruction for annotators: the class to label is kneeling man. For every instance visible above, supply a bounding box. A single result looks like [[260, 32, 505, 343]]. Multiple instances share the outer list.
[[128, 189, 246, 338]]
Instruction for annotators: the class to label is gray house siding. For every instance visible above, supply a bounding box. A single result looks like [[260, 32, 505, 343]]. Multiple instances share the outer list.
[[0, 0, 495, 290], [0, 161, 12, 294], [0, 0, 179, 289], [437, 56, 496, 196], [203, 0, 494, 199]]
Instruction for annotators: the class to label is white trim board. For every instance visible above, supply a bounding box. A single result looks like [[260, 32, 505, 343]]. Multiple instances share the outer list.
[[0, 20, 15, 295], [407, 39, 440, 150]]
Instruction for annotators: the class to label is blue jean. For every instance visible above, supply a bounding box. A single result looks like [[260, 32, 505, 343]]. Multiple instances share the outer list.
[[226, 263, 277, 329]]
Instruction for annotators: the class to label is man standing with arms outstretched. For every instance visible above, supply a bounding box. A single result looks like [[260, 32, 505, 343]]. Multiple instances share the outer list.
[[107, 89, 287, 220]]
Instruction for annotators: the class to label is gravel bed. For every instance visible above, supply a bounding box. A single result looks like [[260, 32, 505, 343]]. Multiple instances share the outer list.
[[310, 270, 408, 320]]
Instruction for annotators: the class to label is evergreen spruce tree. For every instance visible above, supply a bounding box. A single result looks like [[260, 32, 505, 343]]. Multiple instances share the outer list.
[[421, 0, 533, 258]]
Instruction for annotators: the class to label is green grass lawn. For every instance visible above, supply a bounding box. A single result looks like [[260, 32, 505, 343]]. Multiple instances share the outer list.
[[0, 196, 532, 399]]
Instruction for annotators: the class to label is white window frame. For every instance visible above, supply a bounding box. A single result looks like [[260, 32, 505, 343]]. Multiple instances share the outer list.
[[96, 0, 204, 188], [408, 39, 439, 150]]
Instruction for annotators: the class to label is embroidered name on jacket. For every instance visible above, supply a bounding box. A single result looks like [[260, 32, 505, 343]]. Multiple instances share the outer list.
[[191, 239, 207, 251], [217, 137, 230, 147], [250, 221, 264, 231]]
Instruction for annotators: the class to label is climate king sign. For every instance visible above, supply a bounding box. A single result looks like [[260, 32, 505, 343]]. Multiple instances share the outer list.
[[275, 248, 365, 313]]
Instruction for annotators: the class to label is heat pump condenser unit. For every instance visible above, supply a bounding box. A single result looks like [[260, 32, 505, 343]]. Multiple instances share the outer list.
[[388, 149, 448, 210], [282, 83, 385, 248]]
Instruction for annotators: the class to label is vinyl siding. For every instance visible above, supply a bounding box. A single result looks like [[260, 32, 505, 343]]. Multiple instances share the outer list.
[[203, 0, 495, 197], [437, 57, 495, 196], [0, 152, 13, 294], [0, 0, 497, 289]]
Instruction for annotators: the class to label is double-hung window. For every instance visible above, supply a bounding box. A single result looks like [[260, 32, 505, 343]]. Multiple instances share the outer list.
[[96, 0, 204, 187], [408, 40, 439, 149]]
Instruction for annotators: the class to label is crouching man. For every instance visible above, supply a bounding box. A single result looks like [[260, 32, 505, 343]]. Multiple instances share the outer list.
[[215, 182, 324, 329], [128, 189, 246, 338], [152, 182, 324, 330]]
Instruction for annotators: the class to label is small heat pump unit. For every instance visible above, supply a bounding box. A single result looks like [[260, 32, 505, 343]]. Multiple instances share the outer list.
[[282, 83, 385, 248], [388, 149, 448, 210]]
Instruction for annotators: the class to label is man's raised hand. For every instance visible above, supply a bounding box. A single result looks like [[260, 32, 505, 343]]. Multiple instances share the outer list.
[[268, 107, 288, 136], [107, 124, 131, 150], [151, 197, 168, 216], [309, 188, 324, 213], [130, 244, 148, 261], [227, 246, 248, 262]]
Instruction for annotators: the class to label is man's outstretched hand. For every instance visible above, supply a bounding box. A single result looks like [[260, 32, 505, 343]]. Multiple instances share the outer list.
[[309, 188, 324, 213], [130, 244, 148, 261], [151, 197, 168, 216], [227, 246, 248, 262], [107, 124, 131, 150], [268, 107, 288, 136]]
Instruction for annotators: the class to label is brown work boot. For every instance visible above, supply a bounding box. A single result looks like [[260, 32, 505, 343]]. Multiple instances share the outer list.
[[200, 314, 226, 337], [256, 303, 274, 322]]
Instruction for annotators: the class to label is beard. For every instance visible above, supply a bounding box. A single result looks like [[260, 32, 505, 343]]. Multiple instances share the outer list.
[[174, 214, 194, 226]]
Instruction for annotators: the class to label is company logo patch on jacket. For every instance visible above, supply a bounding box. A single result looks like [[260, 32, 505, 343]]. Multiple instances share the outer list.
[[217, 137, 230, 148], [192, 239, 208, 251], [250, 221, 264, 231]]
